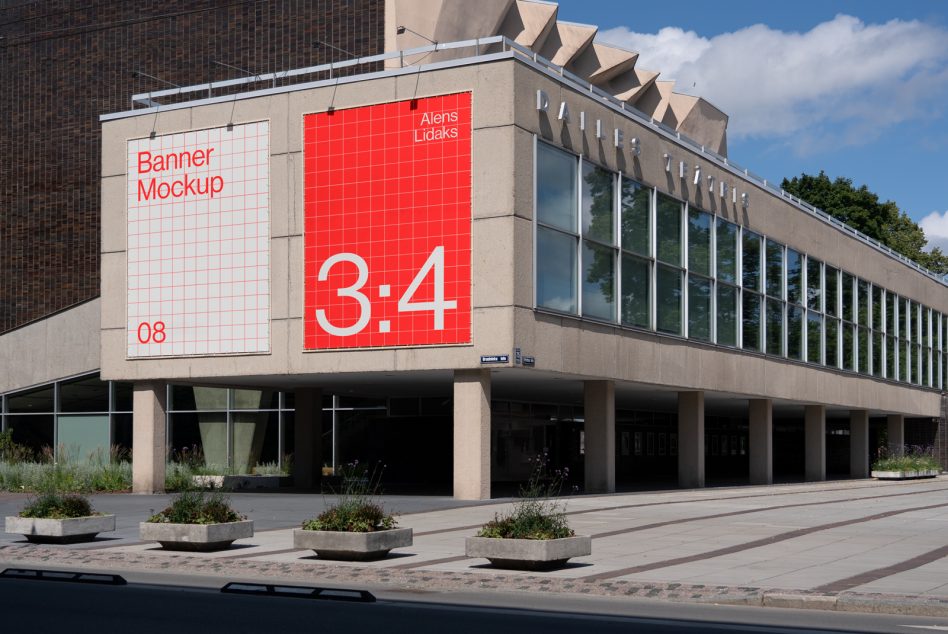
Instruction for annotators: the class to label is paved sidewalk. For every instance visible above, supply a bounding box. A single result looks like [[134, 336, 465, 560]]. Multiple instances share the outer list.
[[2, 478, 948, 617]]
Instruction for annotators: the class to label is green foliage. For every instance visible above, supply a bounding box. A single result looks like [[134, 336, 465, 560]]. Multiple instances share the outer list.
[[873, 446, 941, 472], [0, 452, 131, 493], [148, 489, 244, 524], [302, 460, 397, 533], [302, 500, 395, 532], [476, 452, 574, 540], [19, 493, 96, 519], [0, 429, 35, 463], [781, 172, 948, 274]]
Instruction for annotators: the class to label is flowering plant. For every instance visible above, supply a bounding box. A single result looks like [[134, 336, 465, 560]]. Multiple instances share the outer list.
[[477, 452, 574, 540], [302, 460, 397, 532]]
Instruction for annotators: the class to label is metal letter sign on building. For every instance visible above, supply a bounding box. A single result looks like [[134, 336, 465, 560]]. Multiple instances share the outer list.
[[303, 93, 473, 350], [126, 122, 271, 357]]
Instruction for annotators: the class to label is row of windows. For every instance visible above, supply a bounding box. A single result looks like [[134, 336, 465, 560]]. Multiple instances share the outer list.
[[535, 140, 948, 390]]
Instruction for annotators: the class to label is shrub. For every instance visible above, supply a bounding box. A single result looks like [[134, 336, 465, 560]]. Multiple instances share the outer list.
[[476, 452, 575, 540], [873, 445, 941, 473], [301, 460, 396, 533], [148, 489, 244, 524], [19, 493, 96, 519]]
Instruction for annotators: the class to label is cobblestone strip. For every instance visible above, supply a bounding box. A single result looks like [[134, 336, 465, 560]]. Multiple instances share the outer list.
[[2, 544, 947, 617]]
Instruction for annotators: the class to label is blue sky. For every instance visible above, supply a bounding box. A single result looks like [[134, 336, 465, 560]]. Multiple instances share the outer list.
[[554, 0, 948, 249]]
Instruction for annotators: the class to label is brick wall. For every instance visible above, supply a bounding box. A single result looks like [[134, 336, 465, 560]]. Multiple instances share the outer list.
[[0, 0, 384, 333]]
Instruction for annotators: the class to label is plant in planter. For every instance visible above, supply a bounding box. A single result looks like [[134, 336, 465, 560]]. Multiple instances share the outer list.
[[5, 491, 115, 543], [140, 489, 253, 551], [466, 453, 590, 571], [295, 460, 411, 561], [872, 445, 941, 480]]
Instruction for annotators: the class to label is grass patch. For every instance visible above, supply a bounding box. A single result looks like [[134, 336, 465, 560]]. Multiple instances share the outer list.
[[19, 493, 97, 519]]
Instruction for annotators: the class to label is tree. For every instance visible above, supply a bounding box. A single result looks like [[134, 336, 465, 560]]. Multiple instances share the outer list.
[[780, 171, 948, 275]]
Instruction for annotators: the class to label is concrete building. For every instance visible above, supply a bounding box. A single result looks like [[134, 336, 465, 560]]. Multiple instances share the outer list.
[[1, 0, 946, 499]]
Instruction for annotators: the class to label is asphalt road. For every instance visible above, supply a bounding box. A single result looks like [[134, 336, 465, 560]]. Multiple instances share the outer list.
[[2, 573, 948, 634]]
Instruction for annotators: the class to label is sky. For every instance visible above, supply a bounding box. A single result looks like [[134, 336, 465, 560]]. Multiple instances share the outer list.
[[553, 0, 948, 250]]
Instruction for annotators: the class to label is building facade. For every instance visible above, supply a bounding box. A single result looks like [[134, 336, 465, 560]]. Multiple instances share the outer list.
[[2, 1, 946, 499]]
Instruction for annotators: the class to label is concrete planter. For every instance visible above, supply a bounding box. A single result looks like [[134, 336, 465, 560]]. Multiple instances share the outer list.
[[5, 514, 116, 544], [293, 527, 412, 561], [465, 535, 591, 571], [192, 474, 291, 490], [872, 469, 939, 480], [140, 520, 253, 551]]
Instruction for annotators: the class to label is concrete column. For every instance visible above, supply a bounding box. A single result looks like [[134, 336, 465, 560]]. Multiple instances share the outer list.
[[453, 369, 491, 500], [294, 388, 323, 490], [850, 410, 869, 478], [749, 399, 773, 485], [132, 382, 167, 494], [584, 380, 615, 493], [678, 391, 705, 488], [805, 405, 826, 481], [887, 414, 905, 456]]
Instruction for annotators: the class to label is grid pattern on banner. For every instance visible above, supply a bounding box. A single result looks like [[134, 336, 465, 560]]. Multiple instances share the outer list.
[[126, 121, 270, 357], [303, 92, 472, 350]]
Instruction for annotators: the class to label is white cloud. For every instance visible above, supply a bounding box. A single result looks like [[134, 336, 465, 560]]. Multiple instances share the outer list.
[[598, 16, 948, 152], [919, 210, 948, 252]]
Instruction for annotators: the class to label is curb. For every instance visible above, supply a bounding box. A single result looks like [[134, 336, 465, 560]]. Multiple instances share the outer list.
[[2, 544, 948, 618]]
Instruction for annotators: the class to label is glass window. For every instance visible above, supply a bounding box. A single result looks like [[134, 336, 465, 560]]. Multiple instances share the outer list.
[[717, 285, 738, 347], [788, 305, 803, 360], [621, 254, 649, 328], [872, 332, 883, 376], [7, 385, 54, 413], [537, 227, 577, 313], [688, 209, 711, 276], [806, 257, 821, 311], [59, 375, 109, 413], [922, 307, 930, 349], [885, 292, 895, 335], [857, 279, 869, 326], [899, 340, 912, 383], [582, 241, 615, 320], [911, 302, 919, 340], [656, 264, 682, 335], [843, 324, 855, 371], [858, 327, 869, 374], [786, 249, 802, 305], [807, 311, 822, 364], [8, 415, 53, 454], [113, 382, 133, 412], [716, 219, 738, 284], [743, 292, 761, 351], [842, 273, 854, 323], [656, 192, 682, 265], [872, 287, 883, 331], [581, 161, 614, 244], [536, 142, 577, 231], [826, 318, 839, 368], [688, 275, 712, 341], [766, 240, 784, 299], [232, 389, 278, 410], [742, 231, 761, 291], [621, 178, 649, 256], [886, 336, 896, 378], [767, 299, 784, 356], [825, 266, 839, 317], [57, 415, 110, 464]]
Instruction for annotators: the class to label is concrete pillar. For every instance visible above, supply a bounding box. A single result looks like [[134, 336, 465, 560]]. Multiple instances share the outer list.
[[805, 404, 826, 481], [132, 382, 167, 494], [293, 388, 323, 490], [678, 391, 705, 488], [453, 369, 491, 500], [887, 414, 905, 456], [584, 380, 615, 493], [850, 410, 869, 478], [749, 399, 773, 485]]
